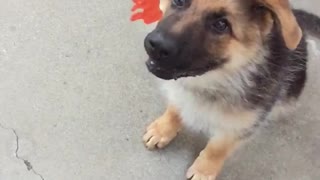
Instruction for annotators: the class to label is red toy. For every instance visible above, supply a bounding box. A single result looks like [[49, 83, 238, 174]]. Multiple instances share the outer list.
[[130, 0, 163, 24]]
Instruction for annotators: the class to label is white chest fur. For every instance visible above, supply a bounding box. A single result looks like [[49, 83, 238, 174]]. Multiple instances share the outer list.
[[161, 80, 258, 136]]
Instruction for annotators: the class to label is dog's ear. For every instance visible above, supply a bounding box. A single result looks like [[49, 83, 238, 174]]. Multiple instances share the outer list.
[[263, 0, 302, 50]]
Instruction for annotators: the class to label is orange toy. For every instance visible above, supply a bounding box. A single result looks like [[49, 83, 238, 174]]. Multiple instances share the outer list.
[[130, 0, 163, 24]]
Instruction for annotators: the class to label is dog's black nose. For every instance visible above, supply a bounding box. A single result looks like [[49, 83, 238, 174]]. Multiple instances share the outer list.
[[144, 31, 178, 61]]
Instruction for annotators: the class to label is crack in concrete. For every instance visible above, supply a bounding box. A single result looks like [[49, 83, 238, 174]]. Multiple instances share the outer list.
[[0, 123, 45, 180]]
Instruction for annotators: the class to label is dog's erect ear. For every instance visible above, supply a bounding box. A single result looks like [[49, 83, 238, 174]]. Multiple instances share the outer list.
[[263, 0, 302, 50]]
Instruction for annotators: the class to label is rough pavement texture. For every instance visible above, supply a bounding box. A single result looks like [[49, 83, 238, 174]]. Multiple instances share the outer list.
[[0, 0, 319, 180]]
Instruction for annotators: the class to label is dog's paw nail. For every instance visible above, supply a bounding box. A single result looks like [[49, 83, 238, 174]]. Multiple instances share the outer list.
[[186, 162, 217, 180], [142, 119, 179, 150]]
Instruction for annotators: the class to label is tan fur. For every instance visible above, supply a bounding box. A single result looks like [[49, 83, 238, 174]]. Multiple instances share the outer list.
[[170, 16, 197, 34], [219, 107, 260, 129], [187, 135, 240, 180], [262, 0, 302, 49], [260, 12, 274, 37], [167, 0, 239, 34], [182, 107, 259, 179], [143, 105, 182, 149]]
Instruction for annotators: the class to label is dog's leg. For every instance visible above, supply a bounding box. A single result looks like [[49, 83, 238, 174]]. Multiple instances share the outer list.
[[186, 108, 260, 180], [143, 105, 182, 150], [186, 134, 241, 180]]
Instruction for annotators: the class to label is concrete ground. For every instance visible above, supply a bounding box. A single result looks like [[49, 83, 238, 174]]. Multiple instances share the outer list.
[[0, 0, 319, 180]]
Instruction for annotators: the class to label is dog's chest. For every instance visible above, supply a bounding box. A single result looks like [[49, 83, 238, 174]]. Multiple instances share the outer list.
[[161, 81, 251, 135]]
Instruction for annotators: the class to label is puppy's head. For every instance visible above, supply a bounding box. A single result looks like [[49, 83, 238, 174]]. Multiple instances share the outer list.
[[144, 0, 302, 80]]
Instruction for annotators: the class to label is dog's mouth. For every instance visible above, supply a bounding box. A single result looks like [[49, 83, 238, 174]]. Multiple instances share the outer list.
[[146, 58, 215, 80]]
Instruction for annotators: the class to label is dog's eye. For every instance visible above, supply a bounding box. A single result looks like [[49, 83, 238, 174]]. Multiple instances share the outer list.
[[172, 0, 186, 7], [211, 18, 230, 33]]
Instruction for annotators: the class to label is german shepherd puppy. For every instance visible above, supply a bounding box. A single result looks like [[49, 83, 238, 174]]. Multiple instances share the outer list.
[[142, 0, 320, 179]]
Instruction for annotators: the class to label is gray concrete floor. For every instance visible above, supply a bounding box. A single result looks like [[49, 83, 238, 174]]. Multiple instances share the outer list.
[[0, 0, 319, 180]]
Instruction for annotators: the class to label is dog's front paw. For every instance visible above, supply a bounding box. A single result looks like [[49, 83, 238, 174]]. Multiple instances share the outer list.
[[143, 116, 180, 150], [186, 152, 222, 180]]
